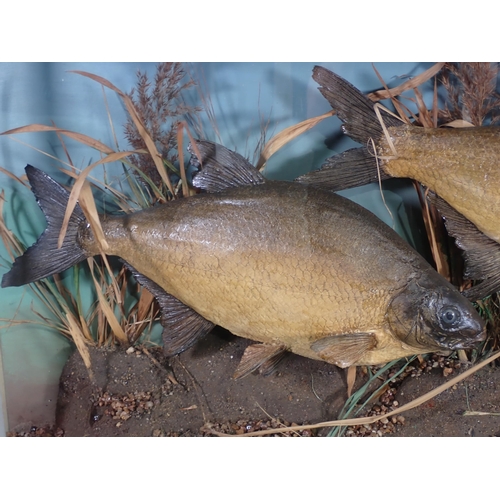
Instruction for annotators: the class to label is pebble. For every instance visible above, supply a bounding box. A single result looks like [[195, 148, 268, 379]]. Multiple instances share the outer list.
[[97, 390, 154, 422], [342, 353, 463, 437], [199, 418, 317, 437]]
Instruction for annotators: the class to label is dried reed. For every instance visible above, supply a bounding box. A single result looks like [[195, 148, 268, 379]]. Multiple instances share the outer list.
[[123, 62, 200, 198], [0, 63, 197, 370], [440, 63, 500, 126]]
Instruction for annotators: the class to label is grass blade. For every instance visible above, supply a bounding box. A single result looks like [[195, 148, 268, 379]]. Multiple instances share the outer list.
[[57, 150, 137, 248], [69, 70, 176, 197], [367, 63, 446, 101], [87, 258, 128, 345], [256, 110, 335, 169], [1, 124, 115, 154]]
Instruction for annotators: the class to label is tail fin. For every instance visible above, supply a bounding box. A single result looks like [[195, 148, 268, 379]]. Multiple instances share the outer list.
[[1, 165, 90, 288], [296, 147, 390, 191], [312, 66, 402, 144]]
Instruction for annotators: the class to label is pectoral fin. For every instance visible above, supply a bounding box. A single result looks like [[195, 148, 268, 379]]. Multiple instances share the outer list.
[[123, 263, 215, 356], [429, 193, 500, 300], [310, 333, 376, 368], [233, 343, 288, 379]]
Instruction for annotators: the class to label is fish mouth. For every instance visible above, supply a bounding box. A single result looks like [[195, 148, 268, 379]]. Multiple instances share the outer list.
[[434, 326, 487, 350]]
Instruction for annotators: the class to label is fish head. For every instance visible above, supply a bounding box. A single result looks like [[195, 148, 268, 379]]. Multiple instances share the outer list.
[[387, 277, 486, 351]]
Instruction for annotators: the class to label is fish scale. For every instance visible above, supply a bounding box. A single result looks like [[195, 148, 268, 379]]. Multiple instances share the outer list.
[[95, 185, 376, 334]]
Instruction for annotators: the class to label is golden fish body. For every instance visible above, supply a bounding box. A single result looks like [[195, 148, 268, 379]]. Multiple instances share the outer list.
[[379, 125, 500, 244], [1, 145, 486, 373], [85, 182, 443, 366]]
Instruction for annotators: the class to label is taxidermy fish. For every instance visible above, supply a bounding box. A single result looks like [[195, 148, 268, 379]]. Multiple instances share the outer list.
[[297, 65, 500, 300], [1, 141, 485, 377]]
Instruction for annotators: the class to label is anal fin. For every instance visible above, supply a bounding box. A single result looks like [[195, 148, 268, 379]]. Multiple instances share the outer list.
[[429, 193, 500, 300], [233, 344, 288, 380], [310, 333, 376, 368], [123, 262, 215, 356], [296, 147, 388, 192]]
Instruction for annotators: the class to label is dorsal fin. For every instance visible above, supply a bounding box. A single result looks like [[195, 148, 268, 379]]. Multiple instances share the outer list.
[[189, 140, 265, 193]]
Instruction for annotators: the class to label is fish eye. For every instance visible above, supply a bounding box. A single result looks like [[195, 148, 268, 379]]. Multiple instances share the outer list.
[[440, 306, 461, 327]]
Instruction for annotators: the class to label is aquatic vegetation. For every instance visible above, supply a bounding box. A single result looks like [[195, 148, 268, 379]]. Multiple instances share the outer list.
[[440, 62, 500, 126]]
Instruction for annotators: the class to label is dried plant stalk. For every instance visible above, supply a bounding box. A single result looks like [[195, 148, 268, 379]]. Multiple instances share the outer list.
[[57, 150, 137, 248], [256, 110, 335, 170], [66, 311, 94, 382], [78, 180, 109, 252], [346, 365, 356, 398], [440, 63, 500, 126], [87, 258, 128, 345], [1, 124, 115, 154], [367, 63, 445, 101], [122, 63, 200, 195], [70, 70, 176, 198]]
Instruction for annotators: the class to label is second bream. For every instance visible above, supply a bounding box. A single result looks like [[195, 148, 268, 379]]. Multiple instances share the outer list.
[[298, 65, 500, 300]]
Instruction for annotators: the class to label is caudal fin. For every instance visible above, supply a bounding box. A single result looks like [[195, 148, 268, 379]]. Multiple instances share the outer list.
[[312, 65, 402, 144], [1, 165, 90, 288], [296, 68, 404, 191], [296, 147, 391, 191]]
